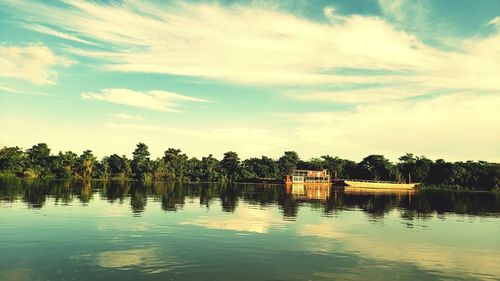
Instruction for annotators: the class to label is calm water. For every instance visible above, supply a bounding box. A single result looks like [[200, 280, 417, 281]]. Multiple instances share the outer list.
[[1, 179, 499, 281]]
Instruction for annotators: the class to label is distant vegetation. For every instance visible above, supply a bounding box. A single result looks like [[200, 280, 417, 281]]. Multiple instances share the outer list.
[[0, 143, 499, 191]]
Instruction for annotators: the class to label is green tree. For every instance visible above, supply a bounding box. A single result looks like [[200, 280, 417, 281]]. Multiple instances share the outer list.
[[298, 158, 325, 170], [107, 154, 131, 179], [240, 158, 258, 179], [201, 154, 221, 182], [27, 143, 51, 165], [358, 155, 398, 181], [242, 156, 278, 179], [77, 150, 97, 179], [26, 143, 52, 177], [256, 156, 278, 178], [397, 153, 432, 183], [0, 146, 27, 176], [321, 155, 347, 179], [163, 148, 188, 181], [108, 154, 123, 176], [93, 157, 110, 179], [52, 151, 78, 178], [460, 161, 499, 190], [221, 151, 241, 182], [151, 158, 167, 181], [131, 143, 152, 180], [186, 157, 203, 182], [278, 151, 299, 178]]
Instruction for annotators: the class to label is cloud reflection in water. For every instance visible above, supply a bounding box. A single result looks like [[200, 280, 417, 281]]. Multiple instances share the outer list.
[[95, 248, 186, 274]]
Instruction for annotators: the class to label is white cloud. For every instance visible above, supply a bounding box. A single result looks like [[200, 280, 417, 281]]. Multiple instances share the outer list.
[[287, 86, 426, 103], [109, 113, 145, 121], [0, 84, 20, 94], [323, 6, 346, 24], [81, 88, 208, 112], [4, 0, 498, 91], [300, 217, 500, 280], [93, 248, 178, 274], [2, 0, 499, 101], [487, 16, 500, 27], [24, 24, 96, 45], [378, 0, 407, 22], [283, 92, 500, 161], [98, 249, 153, 268], [182, 204, 288, 233], [0, 43, 71, 85]]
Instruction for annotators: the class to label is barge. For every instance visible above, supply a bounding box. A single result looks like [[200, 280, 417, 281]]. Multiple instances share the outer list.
[[333, 179, 417, 189]]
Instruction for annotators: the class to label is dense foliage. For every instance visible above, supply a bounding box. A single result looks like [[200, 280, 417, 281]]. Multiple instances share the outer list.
[[0, 144, 499, 191]]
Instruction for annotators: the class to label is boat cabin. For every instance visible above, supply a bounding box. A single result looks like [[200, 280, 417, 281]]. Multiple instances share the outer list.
[[286, 169, 331, 184]]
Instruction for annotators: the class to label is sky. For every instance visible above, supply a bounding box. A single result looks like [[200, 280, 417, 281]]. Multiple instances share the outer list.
[[0, 0, 499, 162]]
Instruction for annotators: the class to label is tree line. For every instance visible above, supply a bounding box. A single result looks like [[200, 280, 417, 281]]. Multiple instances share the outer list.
[[0, 142, 499, 191]]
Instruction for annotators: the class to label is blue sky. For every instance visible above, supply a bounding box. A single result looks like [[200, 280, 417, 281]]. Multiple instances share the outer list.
[[0, 0, 499, 161]]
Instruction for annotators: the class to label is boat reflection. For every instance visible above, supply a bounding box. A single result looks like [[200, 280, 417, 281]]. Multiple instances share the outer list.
[[285, 183, 331, 201], [343, 186, 415, 196], [285, 184, 415, 201]]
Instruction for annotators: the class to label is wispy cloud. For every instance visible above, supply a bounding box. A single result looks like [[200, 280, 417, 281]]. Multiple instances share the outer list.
[[24, 24, 96, 45], [0, 84, 21, 94], [3, 0, 497, 92], [487, 16, 500, 27], [109, 113, 145, 121], [81, 88, 208, 112], [0, 43, 71, 85], [286, 86, 426, 103]]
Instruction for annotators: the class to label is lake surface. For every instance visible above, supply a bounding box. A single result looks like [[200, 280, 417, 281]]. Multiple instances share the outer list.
[[1, 178, 499, 281]]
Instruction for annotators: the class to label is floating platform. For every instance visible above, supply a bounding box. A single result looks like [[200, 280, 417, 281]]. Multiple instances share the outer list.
[[333, 179, 417, 189]]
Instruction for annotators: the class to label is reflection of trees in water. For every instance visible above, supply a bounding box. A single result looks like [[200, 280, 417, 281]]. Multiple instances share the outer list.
[[407, 190, 500, 216], [158, 182, 185, 212], [102, 180, 130, 204], [130, 182, 148, 214], [219, 184, 239, 212], [79, 180, 92, 203], [278, 191, 299, 219], [1, 178, 499, 219], [23, 180, 47, 208], [198, 183, 216, 207]]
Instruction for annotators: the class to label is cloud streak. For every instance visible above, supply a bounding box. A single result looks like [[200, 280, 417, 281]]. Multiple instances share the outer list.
[[24, 24, 96, 45], [287, 86, 426, 103], [109, 113, 145, 121], [81, 88, 208, 112]]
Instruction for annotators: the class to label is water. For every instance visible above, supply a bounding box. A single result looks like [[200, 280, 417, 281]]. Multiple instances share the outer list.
[[1, 178, 499, 281]]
